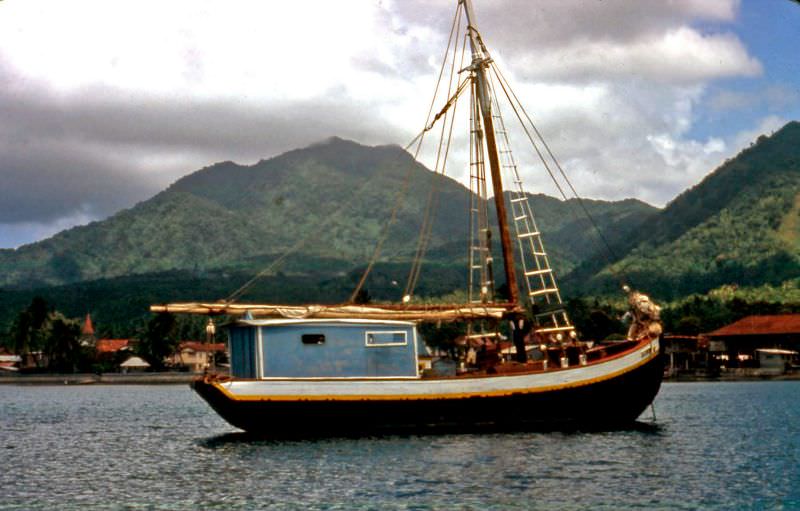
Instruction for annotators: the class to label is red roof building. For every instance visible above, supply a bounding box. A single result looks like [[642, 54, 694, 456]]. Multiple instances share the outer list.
[[706, 314, 800, 337], [703, 314, 800, 369], [96, 339, 131, 354]]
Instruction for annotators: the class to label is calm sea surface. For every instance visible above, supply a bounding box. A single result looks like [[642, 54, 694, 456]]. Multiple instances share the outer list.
[[1, 382, 799, 510]]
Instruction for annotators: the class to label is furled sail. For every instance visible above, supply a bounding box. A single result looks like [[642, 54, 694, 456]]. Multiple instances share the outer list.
[[150, 302, 520, 321]]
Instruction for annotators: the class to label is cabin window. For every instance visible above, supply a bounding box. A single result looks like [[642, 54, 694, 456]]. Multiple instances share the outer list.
[[365, 331, 407, 347], [302, 334, 325, 345]]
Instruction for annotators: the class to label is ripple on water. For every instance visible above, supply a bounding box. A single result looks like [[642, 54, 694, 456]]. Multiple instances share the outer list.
[[2, 382, 800, 510]]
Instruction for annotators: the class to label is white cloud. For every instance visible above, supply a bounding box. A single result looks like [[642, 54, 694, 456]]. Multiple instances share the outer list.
[[511, 27, 761, 83], [0, 0, 782, 247], [0, 0, 447, 107]]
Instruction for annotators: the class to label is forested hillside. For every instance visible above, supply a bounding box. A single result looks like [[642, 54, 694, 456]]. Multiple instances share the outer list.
[[570, 121, 800, 299], [0, 137, 654, 290], [2, 119, 799, 336]]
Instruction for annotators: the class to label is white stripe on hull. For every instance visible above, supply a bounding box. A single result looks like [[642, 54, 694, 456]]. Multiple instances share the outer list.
[[218, 339, 659, 399]]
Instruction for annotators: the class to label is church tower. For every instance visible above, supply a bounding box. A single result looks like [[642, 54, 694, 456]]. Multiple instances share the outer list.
[[80, 313, 97, 347]]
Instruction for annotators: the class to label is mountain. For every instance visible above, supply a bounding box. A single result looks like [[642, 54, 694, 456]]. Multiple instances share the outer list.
[[571, 121, 800, 299], [0, 138, 469, 288], [515, 194, 655, 274], [0, 137, 655, 295]]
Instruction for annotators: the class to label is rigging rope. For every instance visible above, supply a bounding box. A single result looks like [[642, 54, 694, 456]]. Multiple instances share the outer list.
[[226, 130, 427, 305], [228, 2, 630, 305], [230, 3, 473, 305], [350, 4, 467, 303], [467, 78, 494, 304], [489, 63, 630, 289], [404, 26, 469, 300], [348, 80, 470, 303]]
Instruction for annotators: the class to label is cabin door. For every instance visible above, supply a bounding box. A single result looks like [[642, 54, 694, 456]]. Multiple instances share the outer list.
[[229, 327, 257, 378]]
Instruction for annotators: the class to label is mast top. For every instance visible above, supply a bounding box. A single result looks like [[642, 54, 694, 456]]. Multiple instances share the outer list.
[[460, 0, 486, 62]]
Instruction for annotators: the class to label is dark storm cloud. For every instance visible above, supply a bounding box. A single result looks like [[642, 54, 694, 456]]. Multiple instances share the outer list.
[[0, 139, 152, 223], [0, 63, 401, 227]]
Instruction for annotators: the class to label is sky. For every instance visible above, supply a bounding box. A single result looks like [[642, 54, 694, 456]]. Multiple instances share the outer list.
[[1, 0, 799, 249]]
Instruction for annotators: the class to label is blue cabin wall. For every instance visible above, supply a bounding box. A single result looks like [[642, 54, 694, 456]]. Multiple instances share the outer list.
[[262, 323, 417, 378], [228, 321, 418, 378]]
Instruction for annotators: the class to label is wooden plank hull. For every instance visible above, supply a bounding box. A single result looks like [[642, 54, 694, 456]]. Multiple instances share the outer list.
[[193, 338, 663, 435]]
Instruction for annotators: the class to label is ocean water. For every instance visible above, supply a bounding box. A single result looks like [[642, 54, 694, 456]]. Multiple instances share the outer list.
[[1, 382, 799, 510]]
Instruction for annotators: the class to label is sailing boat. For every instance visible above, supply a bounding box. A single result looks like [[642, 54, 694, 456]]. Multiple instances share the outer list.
[[151, 0, 663, 434]]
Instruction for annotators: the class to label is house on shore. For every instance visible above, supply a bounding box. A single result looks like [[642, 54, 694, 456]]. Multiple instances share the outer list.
[[96, 339, 132, 356], [169, 341, 226, 373], [662, 335, 710, 378], [661, 314, 800, 378], [95, 338, 134, 370], [0, 349, 22, 372], [705, 314, 800, 376], [120, 356, 150, 373]]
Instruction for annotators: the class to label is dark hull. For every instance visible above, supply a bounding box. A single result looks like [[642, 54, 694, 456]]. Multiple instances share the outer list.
[[193, 355, 664, 436]]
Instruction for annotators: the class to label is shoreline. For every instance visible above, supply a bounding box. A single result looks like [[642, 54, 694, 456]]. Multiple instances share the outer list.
[[2, 372, 800, 385], [665, 372, 800, 382], [0, 372, 199, 385]]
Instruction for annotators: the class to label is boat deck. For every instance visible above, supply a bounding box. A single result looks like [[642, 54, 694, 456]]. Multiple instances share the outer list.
[[422, 339, 643, 380]]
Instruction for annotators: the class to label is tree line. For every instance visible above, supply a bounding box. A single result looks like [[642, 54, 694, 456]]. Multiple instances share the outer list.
[[1, 297, 208, 373], [2, 290, 798, 373]]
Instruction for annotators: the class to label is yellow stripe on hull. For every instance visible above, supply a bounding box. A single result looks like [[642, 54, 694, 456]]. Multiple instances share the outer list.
[[212, 340, 660, 402]]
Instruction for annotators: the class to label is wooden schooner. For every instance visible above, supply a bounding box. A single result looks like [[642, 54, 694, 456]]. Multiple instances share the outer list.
[[152, 0, 663, 435]]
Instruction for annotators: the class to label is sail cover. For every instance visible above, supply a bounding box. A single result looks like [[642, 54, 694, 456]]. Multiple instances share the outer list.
[[149, 302, 519, 321]]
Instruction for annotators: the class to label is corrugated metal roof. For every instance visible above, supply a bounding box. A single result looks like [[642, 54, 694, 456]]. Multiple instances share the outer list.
[[706, 315, 800, 337]]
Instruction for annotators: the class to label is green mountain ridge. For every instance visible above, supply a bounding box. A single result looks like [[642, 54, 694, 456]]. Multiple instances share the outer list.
[[573, 121, 800, 299], [0, 137, 655, 292], [2, 121, 797, 333], [0, 138, 464, 287]]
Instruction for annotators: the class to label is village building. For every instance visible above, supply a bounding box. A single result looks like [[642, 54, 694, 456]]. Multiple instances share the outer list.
[[95, 339, 133, 356], [0, 349, 22, 372], [168, 341, 226, 373], [119, 356, 150, 373], [96, 339, 132, 355], [661, 335, 711, 378], [94, 338, 134, 371], [704, 314, 800, 375]]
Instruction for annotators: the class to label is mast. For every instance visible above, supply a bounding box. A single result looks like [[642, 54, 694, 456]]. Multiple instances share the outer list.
[[460, 0, 520, 305]]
